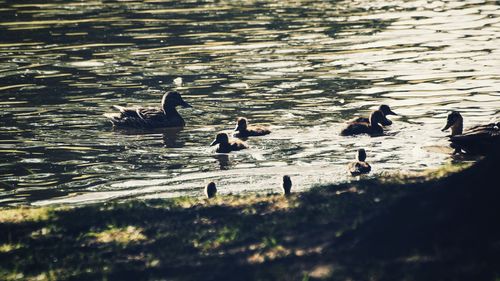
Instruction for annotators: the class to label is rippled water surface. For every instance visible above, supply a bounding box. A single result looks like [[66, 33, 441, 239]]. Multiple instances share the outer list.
[[1, 0, 499, 205]]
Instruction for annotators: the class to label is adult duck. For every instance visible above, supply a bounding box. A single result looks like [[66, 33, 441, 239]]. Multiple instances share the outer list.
[[441, 111, 500, 155], [348, 104, 397, 126], [348, 149, 371, 175], [341, 110, 385, 136], [233, 117, 271, 138], [105, 91, 192, 128], [210, 133, 248, 153]]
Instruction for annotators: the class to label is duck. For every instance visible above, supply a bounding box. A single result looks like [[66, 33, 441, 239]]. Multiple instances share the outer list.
[[210, 133, 248, 153], [282, 175, 292, 196], [441, 111, 500, 155], [348, 104, 397, 126], [341, 110, 385, 136], [348, 149, 371, 175], [205, 182, 217, 199], [104, 91, 192, 128], [233, 117, 271, 138]]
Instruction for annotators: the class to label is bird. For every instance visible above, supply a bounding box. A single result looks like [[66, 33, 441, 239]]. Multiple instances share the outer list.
[[205, 182, 217, 199], [441, 111, 500, 155], [210, 133, 248, 153], [341, 110, 385, 136], [282, 175, 292, 195], [233, 117, 271, 138], [348, 149, 371, 175], [104, 91, 192, 128], [348, 104, 397, 126]]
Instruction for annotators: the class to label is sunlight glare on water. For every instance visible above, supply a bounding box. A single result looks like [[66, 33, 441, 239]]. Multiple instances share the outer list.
[[0, 0, 499, 205]]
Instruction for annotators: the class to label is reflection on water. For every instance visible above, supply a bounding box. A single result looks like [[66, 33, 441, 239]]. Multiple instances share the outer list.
[[0, 0, 499, 205]]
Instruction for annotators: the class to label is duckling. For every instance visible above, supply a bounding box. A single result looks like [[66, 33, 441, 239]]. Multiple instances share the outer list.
[[104, 91, 192, 128], [348, 149, 371, 175], [210, 133, 248, 153], [205, 182, 217, 199], [282, 175, 292, 195], [441, 111, 500, 155], [348, 104, 397, 126], [233, 117, 271, 138], [341, 110, 385, 136]]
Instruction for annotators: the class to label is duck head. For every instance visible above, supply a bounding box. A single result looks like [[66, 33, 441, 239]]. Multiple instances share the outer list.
[[357, 149, 367, 162], [441, 111, 463, 136], [369, 110, 385, 125], [379, 104, 397, 116], [210, 133, 229, 146], [234, 117, 248, 132], [162, 91, 192, 111]]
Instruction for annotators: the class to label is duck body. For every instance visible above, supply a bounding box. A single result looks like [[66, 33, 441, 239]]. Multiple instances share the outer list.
[[348, 149, 371, 175], [211, 133, 248, 153], [442, 111, 499, 155], [205, 182, 217, 199], [105, 91, 191, 129], [233, 117, 271, 138], [341, 110, 385, 136], [347, 105, 397, 126]]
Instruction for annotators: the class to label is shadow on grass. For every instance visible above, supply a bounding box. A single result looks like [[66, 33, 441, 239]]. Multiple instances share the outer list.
[[1, 151, 499, 281]]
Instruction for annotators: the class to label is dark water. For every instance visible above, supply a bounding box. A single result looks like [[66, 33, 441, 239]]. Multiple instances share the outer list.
[[0, 0, 499, 205]]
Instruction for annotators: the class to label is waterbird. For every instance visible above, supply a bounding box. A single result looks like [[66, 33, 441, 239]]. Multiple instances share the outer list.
[[348, 149, 371, 175], [210, 133, 248, 153], [348, 104, 397, 126], [341, 110, 385, 136], [441, 111, 500, 155], [233, 117, 271, 138], [205, 182, 217, 199], [104, 91, 192, 129], [282, 175, 292, 195]]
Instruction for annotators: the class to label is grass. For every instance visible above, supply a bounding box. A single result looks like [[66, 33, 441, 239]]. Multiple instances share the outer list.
[[0, 153, 499, 281]]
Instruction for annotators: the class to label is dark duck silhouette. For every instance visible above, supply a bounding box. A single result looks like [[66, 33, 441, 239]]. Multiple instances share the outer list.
[[282, 175, 292, 196], [441, 111, 500, 155], [348, 104, 397, 126], [105, 91, 191, 129], [348, 149, 371, 175], [205, 182, 217, 199], [233, 117, 271, 138], [210, 133, 248, 153], [341, 110, 385, 136]]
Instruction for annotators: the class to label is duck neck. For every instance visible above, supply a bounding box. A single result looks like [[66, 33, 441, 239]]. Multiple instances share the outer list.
[[163, 104, 181, 117], [451, 123, 463, 136], [450, 117, 463, 136]]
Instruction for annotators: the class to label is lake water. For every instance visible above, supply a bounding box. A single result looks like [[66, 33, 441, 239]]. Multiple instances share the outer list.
[[0, 0, 499, 205]]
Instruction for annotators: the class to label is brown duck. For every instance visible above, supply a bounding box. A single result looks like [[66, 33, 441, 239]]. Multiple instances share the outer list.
[[210, 133, 248, 153], [341, 110, 385, 136], [233, 117, 271, 138], [348, 149, 371, 175], [348, 104, 397, 126], [105, 91, 191, 128], [441, 111, 499, 155]]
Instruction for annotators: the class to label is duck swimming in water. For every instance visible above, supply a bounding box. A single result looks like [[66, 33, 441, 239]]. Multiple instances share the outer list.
[[441, 111, 500, 155], [348, 149, 371, 175], [348, 104, 397, 126], [233, 117, 271, 138], [282, 175, 292, 196], [210, 133, 248, 153], [341, 110, 385, 136], [205, 182, 217, 199], [104, 91, 192, 129]]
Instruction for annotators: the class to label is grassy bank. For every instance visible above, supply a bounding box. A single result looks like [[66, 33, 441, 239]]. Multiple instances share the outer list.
[[1, 155, 499, 281]]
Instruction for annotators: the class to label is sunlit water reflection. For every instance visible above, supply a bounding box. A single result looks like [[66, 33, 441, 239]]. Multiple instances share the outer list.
[[0, 0, 499, 205]]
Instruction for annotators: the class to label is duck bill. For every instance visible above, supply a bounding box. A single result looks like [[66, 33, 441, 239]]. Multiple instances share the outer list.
[[234, 124, 241, 132], [210, 140, 219, 146], [386, 109, 397, 116], [180, 100, 192, 108], [441, 122, 452, 132]]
